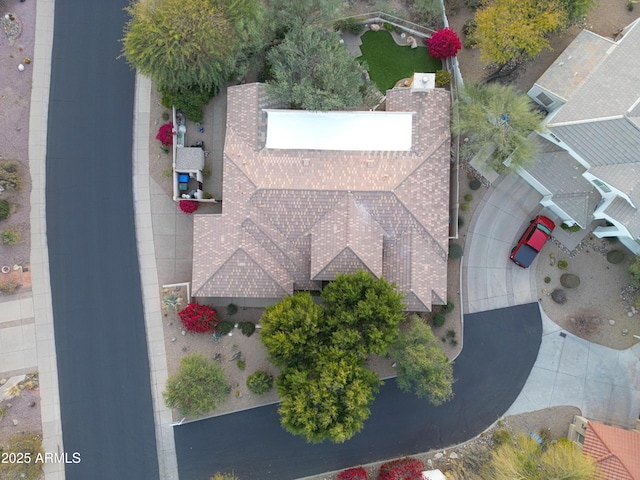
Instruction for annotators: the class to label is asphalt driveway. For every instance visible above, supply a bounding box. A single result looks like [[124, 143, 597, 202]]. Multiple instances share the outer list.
[[46, 2, 159, 478], [175, 303, 542, 480]]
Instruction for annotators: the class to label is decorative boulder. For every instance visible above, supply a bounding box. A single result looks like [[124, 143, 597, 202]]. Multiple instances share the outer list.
[[407, 35, 418, 48], [370, 23, 381, 31], [551, 289, 567, 304], [560, 274, 581, 288]]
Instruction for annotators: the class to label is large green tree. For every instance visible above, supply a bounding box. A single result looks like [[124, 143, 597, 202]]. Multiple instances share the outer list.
[[260, 291, 324, 367], [389, 316, 454, 405], [266, 24, 379, 111], [474, 0, 566, 66], [483, 435, 597, 480], [453, 83, 545, 171], [163, 354, 231, 416], [122, 0, 267, 94], [277, 348, 381, 443], [322, 271, 406, 356]]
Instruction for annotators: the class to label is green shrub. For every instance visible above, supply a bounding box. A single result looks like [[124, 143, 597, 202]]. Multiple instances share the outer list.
[[161, 111, 170, 121], [0, 199, 10, 220], [460, 202, 468, 211], [433, 314, 446, 327], [449, 243, 463, 259], [203, 192, 214, 199], [544, 276, 551, 284], [469, 179, 481, 190], [492, 428, 512, 446], [239, 321, 256, 337], [446, 329, 456, 339], [2, 227, 21, 245], [160, 85, 214, 123], [216, 320, 234, 335], [160, 144, 170, 154], [634, 292, 640, 310], [246, 370, 274, 395], [0, 160, 23, 191], [557, 260, 568, 270], [163, 354, 230, 416], [202, 165, 211, 177], [458, 216, 464, 226], [435, 69, 451, 87], [606, 250, 625, 264], [237, 359, 246, 370], [0, 432, 44, 480], [226, 303, 238, 316], [334, 18, 364, 35], [627, 1, 634, 11], [0, 281, 20, 294], [464, 194, 473, 202], [444, 301, 455, 314], [560, 274, 580, 288], [628, 255, 640, 287], [383, 22, 394, 31], [162, 168, 173, 178]]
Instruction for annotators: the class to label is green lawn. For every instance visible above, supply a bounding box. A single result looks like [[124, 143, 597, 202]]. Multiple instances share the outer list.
[[357, 30, 441, 93]]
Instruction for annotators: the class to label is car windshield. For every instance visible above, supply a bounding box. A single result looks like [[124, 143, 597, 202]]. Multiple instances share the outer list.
[[537, 224, 552, 236]]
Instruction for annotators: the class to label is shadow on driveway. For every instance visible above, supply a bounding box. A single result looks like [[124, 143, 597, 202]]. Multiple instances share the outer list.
[[175, 303, 541, 480]]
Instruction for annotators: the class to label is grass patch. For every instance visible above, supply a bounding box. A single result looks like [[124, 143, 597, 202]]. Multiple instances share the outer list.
[[357, 30, 441, 92]]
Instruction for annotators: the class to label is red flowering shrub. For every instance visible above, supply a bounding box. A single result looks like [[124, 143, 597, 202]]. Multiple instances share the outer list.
[[426, 28, 462, 60], [377, 458, 424, 480], [179, 200, 199, 214], [156, 122, 174, 146], [178, 303, 218, 333], [338, 466, 368, 480]]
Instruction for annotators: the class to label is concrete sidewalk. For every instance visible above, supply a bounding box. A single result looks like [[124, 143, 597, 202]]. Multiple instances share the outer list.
[[507, 304, 640, 429]]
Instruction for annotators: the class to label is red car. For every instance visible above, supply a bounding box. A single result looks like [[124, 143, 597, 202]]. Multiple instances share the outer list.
[[510, 215, 555, 268]]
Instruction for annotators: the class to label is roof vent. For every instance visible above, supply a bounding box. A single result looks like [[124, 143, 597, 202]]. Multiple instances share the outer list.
[[302, 158, 310, 167]]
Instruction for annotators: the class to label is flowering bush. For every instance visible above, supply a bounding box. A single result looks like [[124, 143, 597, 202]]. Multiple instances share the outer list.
[[156, 122, 174, 146], [178, 303, 218, 333], [338, 466, 368, 480], [426, 28, 462, 60], [377, 458, 424, 480], [179, 200, 199, 214]]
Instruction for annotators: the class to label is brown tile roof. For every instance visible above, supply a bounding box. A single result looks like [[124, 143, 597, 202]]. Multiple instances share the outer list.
[[192, 83, 451, 311], [583, 421, 640, 479]]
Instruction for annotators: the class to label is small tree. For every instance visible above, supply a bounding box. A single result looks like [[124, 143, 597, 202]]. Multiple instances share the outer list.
[[389, 316, 454, 405], [163, 354, 230, 416], [246, 370, 274, 395], [178, 303, 218, 333], [156, 122, 173, 146], [427, 28, 462, 60], [454, 83, 545, 170]]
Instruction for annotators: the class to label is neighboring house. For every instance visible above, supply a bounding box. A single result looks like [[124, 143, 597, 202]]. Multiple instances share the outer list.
[[191, 78, 451, 311], [522, 18, 640, 254], [568, 415, 640, 479]]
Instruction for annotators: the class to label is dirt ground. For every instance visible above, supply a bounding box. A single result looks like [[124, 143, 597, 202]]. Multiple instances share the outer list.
[[0, 0, 35, 299], [0, 373, 41, 443]]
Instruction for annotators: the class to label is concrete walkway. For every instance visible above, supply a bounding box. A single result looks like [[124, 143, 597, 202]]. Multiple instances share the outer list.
[[507, 304, 640, 429], [463, 172, 544, 313]]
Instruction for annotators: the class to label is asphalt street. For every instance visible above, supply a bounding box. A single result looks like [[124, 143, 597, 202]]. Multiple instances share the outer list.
[[175, 303, 542, 480], [46, 2, 159, 479]]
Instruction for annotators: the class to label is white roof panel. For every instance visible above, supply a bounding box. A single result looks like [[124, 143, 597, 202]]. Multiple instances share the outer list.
[[265, 110, 414, 151]]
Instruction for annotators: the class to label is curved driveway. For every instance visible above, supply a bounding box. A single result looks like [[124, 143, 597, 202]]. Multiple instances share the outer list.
[[46, 2, 159, 478], [463, 173, 544, 313], [175, 303, 542, 480]]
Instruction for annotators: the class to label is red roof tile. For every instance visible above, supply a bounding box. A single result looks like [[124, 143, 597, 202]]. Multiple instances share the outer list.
[[583, 421, 640, 479]]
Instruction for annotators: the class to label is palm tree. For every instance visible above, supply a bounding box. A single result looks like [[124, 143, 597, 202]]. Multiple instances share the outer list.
[[453, 83, 545, 172]]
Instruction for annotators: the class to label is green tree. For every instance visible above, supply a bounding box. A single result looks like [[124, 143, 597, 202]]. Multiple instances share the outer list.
[[122, 0, 267, 98], [270, 0, 346, 30], [628, 255, 640, 287], [0, 433, 44, 480], [266, 24, 379, 111], [322, 271, 406, 356], [389, 316, 454, 405], [260, 292, 324, 367], [483, 435, 597, 480], [474, 0, 566, 66], [453, 83, 545, 171], [163, 354, 231, 416], [277, 348, 381, 443]]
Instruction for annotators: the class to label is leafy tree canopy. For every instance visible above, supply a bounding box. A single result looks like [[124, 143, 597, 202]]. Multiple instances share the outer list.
[[163, 354, 230, 416], [277, 347, 381, 443], [389, 315, 454, 405], [474, 0, 566, 65], [266, 24, 379, 111], [483, 435, 597, 480], [122, 0, 267, 93], [453, 83, 545, 170], [260, 291, 324, 367], [270, 0, 346, 30], [322, 271, 405, 356]]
